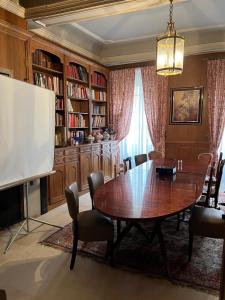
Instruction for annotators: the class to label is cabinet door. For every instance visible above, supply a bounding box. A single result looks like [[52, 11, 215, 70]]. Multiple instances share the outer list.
[[92, 150, 101, 173], [111, 142, 118, 178], [65, 161, 79, 188], [48, 164, 65, 205], [80, 151, 92, 190], [102, 147, 112, 181]]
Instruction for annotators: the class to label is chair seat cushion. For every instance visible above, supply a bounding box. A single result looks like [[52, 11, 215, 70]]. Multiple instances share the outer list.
[[77, 209, 114, 241], [190, 206, 225, 238]]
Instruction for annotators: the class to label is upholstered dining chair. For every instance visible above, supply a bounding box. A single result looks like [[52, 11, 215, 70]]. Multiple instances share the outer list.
[[189, 205, 225, 261], [114, 163, 126, 178], [134, 154, 147, 166], [65, 182, 114, 270], [87, 171, 104, 210], [148, 150, 163, 160], [88, 171, 122, 236], [123, 157, 132, 171], [198, 152, 213, 165], [0, 290, 7, 300]]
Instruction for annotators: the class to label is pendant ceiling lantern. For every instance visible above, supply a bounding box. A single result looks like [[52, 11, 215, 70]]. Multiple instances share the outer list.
[[156, 0, 184, 76]]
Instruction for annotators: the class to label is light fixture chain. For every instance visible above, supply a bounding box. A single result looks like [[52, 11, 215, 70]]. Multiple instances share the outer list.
[[169, 0, 174, 24]]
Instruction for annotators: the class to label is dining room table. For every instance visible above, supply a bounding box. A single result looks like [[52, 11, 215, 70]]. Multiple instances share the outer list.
[[93, 158, 209, 274]]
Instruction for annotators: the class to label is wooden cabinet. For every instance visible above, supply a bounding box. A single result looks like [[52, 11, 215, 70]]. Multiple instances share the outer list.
[[80, 145, 92, 191], [48, 164, 65, 205], [102, 142, 112, 181]]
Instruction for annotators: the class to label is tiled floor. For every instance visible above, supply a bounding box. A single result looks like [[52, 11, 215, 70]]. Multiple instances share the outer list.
[[0, 193, 218, 300]]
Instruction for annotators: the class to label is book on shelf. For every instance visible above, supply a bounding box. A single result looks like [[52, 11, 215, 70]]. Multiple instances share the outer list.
[[69, 113, 86, 128], [91, 72, 106, 87], [56, 98, 64, 110], [93, 105, 106, 114], [66, 64, 88, 82], [92, 115, 106, 127], [33, 72, 63, 94], [55, 112, 64, 126], [32, 49, 61, 71], [67, 82, 89, 99], [91, 89, 106, 101]]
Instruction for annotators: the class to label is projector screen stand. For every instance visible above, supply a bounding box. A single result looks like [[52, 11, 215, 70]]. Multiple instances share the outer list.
[[4, 180, 63, 254]]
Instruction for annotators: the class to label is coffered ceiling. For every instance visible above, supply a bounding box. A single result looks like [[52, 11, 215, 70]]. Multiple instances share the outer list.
[[7, 0, 225, 65]]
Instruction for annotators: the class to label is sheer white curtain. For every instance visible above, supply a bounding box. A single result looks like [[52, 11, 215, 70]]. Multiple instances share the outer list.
[[219, 129, 225, 154], [120, 68, 153, 166]]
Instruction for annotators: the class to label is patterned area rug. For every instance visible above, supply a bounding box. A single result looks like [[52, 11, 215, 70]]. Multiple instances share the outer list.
[[41, 218, 222, 294]]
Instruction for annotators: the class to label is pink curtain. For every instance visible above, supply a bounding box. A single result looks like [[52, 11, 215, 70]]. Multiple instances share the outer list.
[[109, 68, 135, 141], [141, 66, 168, 157], [207, 59, 225, 158]]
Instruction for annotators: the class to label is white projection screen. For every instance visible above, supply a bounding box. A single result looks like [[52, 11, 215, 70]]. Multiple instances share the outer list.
[[0, 75, 55, 188]]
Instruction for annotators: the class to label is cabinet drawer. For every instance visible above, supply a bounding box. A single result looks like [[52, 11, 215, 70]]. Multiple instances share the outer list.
[[64, 148, 78, 156], [55, 149, 64, 157], [79, 145, 92, 153], [54, 156, 64, 165], [64, 155, 79, 162]]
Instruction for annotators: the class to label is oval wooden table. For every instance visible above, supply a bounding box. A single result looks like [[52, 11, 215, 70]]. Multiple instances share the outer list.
[[94, 159, 209, 273]]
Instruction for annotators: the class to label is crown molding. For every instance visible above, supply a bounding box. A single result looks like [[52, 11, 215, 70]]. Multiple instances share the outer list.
[[102, 42, 225, 66], [27, 0, 184, 25], [32, 27, 102, 63], [0, 0, 25, 18]]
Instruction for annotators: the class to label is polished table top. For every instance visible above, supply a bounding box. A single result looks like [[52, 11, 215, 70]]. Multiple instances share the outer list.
[[94, 159, 209, 221]]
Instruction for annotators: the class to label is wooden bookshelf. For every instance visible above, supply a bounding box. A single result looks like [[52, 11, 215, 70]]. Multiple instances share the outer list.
[[66, 59, 90, 145], [91, 70, 108, 133], [31, 48, 65, 147]]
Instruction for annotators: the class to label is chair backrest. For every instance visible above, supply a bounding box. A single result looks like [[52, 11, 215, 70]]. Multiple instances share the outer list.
[[216, 152, 223, 179], [65, 182, 79, 221], [205, 162, 216, 206], [135, 154, 147, 166], [123, 157, 132, 170], [214, 159, 225, 205], [114, 163, 126, 178], [148, 150, 162, 160], [198, 152, 213, 165], [87, 171, 104, 208]]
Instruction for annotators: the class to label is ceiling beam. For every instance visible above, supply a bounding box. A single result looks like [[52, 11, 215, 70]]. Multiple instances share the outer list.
[[22, 0, 183, 25]]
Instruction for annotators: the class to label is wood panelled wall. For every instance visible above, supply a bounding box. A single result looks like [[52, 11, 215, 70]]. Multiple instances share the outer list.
[[166, 53, 225, 160]]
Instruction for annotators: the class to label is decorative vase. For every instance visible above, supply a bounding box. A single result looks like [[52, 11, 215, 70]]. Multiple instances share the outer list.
[[103, 130, 110, 141], [86, 134, 95, 144], [95, 132, 103, 143]]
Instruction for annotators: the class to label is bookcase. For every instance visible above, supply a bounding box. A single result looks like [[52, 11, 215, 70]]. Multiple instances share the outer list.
[[31, 47, 66, 147], [66, 58, 90, 145], [29, 39, 117, 206], [90, 69, 108, 134]]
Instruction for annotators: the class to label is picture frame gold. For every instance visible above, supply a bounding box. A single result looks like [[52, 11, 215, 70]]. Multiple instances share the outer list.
[[170, 87, 203, 124]]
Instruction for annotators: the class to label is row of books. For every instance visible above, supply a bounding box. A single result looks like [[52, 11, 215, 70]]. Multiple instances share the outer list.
[[32, 50, 62, 71], [66, 64, 88, 82], [91, 89, 106, 101], [33, 72, 63, 95], [56, 98, 64, 110], [67, 82, 89, 99], [91, 72, 107, 87], [55, 112, 64, 126], [92, 116, 106, 127], [68, 113, 86, 128], [93, 105, 106, 115], [69, 130, 85, 145]]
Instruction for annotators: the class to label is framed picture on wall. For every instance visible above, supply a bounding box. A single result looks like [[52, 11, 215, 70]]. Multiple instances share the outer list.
[[170, 87, 203, 124], [0, 67, 13, 78]]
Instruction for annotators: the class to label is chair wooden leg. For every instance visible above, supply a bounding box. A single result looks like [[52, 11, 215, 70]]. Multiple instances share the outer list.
[[188, 233, 193, 262], [117, 220, 121, 237], [107, 240, 114, 267], [70, 235, 78, 270]]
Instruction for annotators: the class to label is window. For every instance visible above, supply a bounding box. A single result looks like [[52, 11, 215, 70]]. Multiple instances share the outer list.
[[120, 68, 153, 166]]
